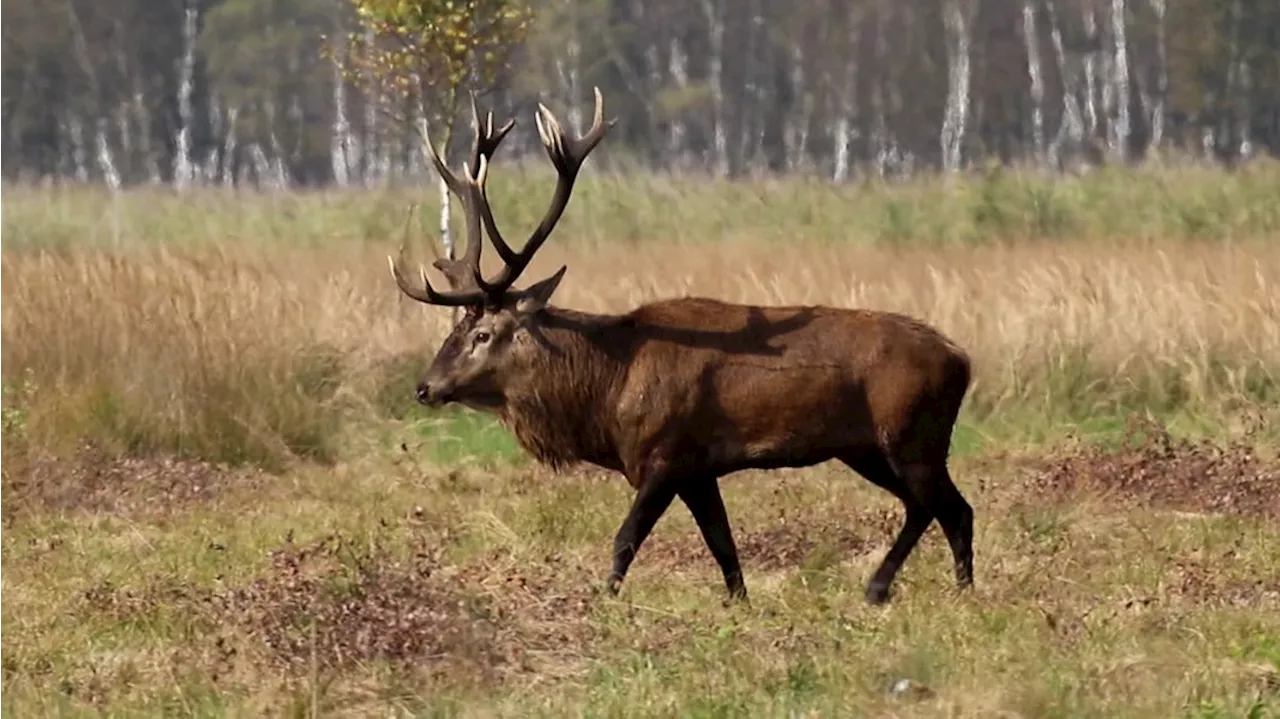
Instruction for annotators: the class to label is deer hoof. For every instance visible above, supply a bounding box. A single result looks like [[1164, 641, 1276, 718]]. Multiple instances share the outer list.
[[865, 582, 892, 606], [602, 576, 622, 597], [722, 584, 750, 608]]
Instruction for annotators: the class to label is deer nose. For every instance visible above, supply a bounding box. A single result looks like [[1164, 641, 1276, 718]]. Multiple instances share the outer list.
[[415, 383, 431, 405]]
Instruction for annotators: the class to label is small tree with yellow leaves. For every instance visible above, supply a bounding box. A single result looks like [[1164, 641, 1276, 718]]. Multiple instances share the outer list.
[[334, 0, 533, 260]]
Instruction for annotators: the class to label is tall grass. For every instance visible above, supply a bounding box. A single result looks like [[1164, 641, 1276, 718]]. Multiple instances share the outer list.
[[4, 157, 1279, 252], [3, 164, 1279, 468]]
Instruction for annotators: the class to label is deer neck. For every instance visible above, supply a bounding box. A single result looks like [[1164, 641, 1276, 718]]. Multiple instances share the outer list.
[[497, 306, 630, 472]]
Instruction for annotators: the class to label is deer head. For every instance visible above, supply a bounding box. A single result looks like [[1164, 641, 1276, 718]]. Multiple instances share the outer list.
[[388, 88, 616, 409]]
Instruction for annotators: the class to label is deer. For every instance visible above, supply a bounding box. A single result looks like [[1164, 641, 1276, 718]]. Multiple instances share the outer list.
[[388, 88, 975, 606]]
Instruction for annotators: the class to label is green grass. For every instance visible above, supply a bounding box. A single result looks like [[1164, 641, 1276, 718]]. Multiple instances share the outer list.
[[4, 158, 1280, 254], [4, 164, 1280, 716], [408, 407, 528, 468], [3, 442, 1278, 717]]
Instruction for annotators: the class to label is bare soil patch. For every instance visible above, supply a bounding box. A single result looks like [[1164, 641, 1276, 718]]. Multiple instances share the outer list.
[[643, 507, 900, 575], [1024, 419, 1280, 520], [76, 530, 602, 685], [1165, 554, 1280, 608], [2, 442, 268, 522]]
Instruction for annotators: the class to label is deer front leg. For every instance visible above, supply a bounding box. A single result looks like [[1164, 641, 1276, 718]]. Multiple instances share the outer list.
[[606, 470, 680, 596], [678, 476, 748, 605]]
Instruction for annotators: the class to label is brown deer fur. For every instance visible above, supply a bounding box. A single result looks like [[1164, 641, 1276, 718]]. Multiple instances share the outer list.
[[390, 90, 975, 605]]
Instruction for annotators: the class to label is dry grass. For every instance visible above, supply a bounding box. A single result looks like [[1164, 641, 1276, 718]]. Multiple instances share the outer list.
[[3, 231, 1277, 466], [2, 424, 1277, 717], [3, 167, 1280, 717]]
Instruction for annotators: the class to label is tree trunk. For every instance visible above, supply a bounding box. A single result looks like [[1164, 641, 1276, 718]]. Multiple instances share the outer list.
[[1023, 0, 1046, 165], [941, 0, 972, 172], [701, 0, 729, 177], [1108, 0, 1131, 162], [173, 3, 199, 192], [1147, 0, 1167, 151]]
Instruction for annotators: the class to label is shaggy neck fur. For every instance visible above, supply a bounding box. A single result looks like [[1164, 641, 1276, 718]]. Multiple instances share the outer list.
[[498, 306, 631, 472]]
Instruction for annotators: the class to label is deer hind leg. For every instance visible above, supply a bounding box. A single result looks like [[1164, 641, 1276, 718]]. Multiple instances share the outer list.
[[840, 451, 934, 605], [885, 438, 975, 593], [677, 475, 747, 605], [904, 461, 974, 591]]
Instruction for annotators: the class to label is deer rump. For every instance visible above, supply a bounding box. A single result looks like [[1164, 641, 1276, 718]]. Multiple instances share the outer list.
[[390, 88, 976, 606]]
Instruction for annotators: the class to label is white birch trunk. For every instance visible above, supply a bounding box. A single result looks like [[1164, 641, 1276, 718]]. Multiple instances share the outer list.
[[741, 10, 766, 171], [133, 83, 161, 184], [115, 105, 132, 173], [871, 5, 891, 177], [832, 116, 852, 183], [1147, 0, 1167, 150], [1083, 6, 1100, 138], [785, 45, 810, 172], [222, 107, 239, 187], [668, 37, 689, 160], [1108, 0, 1131, 161], [111, 46, 132, 178], [68, 116, 89, 182], [173, 3, 198, 193], [701, 0, 729, 177], [941, 0, 971, 172], [553, 2, 583, 134], [1023, 0, 1046, 164], [1226, 0, 1251, 160], [270, 134, 290, 189], [249, 143, 270, 185], [416, 115, 455, 264], [361, 28, 380, 187], [202, 92, 222, 183], [1237, 60, 1253, 159], [1045, 0, 1085, 170], [95, 119, 122, 191]]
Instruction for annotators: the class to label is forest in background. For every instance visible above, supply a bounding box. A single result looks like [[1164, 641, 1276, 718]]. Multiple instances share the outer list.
[[3, 0, 1278, 189]]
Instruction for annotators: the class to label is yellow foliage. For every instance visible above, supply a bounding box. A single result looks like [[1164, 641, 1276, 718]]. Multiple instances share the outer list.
[[338, 0, 533, 112]]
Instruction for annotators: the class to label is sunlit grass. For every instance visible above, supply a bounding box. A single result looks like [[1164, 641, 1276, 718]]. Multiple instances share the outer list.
[[3, 164, 1280, 717]]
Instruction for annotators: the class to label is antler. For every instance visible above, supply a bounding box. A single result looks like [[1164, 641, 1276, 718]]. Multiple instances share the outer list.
[[388, 92, 515, 306], [388, 88, 616, 307], [471, 86, 617, 297]]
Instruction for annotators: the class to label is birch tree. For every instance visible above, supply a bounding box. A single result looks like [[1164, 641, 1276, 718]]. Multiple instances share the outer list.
[[1022, 0, 1046, 165], [1108, 0, 1131, 161], [940, 0, 973, 172], [338, 0, 533, 262]]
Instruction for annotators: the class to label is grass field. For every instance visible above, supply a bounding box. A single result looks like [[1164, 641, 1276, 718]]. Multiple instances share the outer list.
[[3, 162, 1280, 717]]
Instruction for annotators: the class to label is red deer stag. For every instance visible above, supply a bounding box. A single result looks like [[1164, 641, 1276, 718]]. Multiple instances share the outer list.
[[389, 89, 975, 605]]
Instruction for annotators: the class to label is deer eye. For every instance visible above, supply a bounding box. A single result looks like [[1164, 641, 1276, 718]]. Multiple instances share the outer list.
[[473, 331, 492, 345]]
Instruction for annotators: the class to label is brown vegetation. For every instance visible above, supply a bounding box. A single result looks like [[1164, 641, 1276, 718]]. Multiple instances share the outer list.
[[2, 441, 268, 523], [1025, 417, 1280, 520], [4, 227, 1275, 471], [7, 440, 1276, 715], [74, 528, 602, 681]]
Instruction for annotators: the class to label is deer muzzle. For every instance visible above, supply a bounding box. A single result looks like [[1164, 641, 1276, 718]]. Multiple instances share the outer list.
[[415, 381, 453, 408]]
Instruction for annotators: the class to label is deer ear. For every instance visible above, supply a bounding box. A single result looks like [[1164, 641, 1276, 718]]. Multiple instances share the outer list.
[[515, 265, 567, 314]]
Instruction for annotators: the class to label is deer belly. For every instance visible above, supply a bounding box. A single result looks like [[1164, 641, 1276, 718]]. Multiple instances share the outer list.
[[712, 376, 875, 463]]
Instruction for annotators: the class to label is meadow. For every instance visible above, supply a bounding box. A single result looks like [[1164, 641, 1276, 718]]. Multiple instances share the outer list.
[[2, 159, 1279, 717]]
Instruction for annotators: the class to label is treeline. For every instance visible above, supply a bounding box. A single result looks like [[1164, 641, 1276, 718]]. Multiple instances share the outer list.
[[3, 0, 1278, 188]]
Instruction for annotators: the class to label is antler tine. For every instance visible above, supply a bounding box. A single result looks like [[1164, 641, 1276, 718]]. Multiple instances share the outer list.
[[471, 148, 521, 268], [420, 122, 469, 200], [386, 204, 485, 307], [420, 94, 516, 296], [474, 87, 617, 298], [466, 90, 515, 182]]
